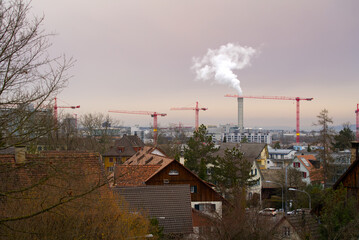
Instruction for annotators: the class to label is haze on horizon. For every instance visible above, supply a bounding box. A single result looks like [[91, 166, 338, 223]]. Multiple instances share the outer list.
[[32, 0, 359, 130]]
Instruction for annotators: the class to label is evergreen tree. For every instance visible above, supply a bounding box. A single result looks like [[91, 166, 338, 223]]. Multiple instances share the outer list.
[[333, 123, 354, 151], [183, 125, 217, 180], [212, 147, 253, 192]]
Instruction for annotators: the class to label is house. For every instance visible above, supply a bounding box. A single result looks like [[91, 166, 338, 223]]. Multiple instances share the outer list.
[[102, 135, 144, 172], [267, 147, 297, 169], [113, 185, 193, 236], [114, 146, 227, 218], [272, 212, 320, 240], [0, 147, 117, 237], [333, 142, 359, 201], [288, 155, 322, 185]]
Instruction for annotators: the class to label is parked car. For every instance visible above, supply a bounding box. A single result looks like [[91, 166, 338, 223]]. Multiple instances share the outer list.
[[286, 210, 295, 215], [259, 208, 277, 217]]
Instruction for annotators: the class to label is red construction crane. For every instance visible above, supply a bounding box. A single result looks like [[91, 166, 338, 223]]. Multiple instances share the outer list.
[[108, 110, 166, 145], [54, 97, 80, 126], [356, 104, 359, 141], [170, 102, 208, 130], [225, 94, 313, 143]]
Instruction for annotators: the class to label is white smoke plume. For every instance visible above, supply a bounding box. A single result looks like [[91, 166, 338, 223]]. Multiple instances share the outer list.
[[192, 43, 256, 96]]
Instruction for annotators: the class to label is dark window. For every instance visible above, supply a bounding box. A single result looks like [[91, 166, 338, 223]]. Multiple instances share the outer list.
[[190, 185, 197, 193], [302, 172, 307, 178], [109, 158, 113, 163], [283, 226, 290, 237], [194, 204, 216, 212]]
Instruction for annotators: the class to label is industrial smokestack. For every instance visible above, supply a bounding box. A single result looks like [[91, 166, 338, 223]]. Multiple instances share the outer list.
[[237, 97, 244, 132]]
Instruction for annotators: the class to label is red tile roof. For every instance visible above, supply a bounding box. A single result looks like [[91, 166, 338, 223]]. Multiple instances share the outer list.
[[114, 146, 173, 186], [114, 165, 161, 186]]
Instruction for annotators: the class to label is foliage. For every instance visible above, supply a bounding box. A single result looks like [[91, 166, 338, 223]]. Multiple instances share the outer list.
[[205, 192, 274, 240], [333, 123, 354, 151], [79, 113, 120, 153], [212, 147, 253, 196], [0, 0, 74, 149], [0, 154, 149, 239], [320, 187, 359, 240], [240, 136, 248, 143], [273, 141, 281, 149], [183, 125, 217, 180], [149, 218, 164, 240]]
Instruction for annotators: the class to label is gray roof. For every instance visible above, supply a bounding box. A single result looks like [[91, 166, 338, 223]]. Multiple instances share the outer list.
[[113, 185, 193, 234], [216, 142, 267, 162], [103, 135, 144, 157], [274, 213, 321, 239], [114, 135, 145, 148]]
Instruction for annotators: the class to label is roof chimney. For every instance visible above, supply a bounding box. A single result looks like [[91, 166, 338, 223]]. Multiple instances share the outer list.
[[15, 146, 26, 164]]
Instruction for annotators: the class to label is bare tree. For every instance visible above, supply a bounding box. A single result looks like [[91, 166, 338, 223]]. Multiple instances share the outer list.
[[79, 113, 121, 153], [314, 109, 334, 187], [0, 0, 74, 149]]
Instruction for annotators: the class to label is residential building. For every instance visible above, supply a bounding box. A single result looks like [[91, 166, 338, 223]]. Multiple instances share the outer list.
[[102, 135, 144, 172], [223, 131, 272, 144], [272, 212, 320, 239], [333, 142, 359, 202], [114, 146, 227, 218], [267, 147, 297, 169], [289, 155, 322, 185]]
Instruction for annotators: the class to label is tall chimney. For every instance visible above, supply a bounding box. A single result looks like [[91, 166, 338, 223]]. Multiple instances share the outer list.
[[237, 97, 244, 132]]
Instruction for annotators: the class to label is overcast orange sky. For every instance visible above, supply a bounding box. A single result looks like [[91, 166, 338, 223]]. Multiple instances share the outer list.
[[32, 0, 359, 130]]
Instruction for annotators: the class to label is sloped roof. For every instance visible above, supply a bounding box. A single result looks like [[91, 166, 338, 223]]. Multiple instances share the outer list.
[[114, 165, 161, 186], [114, 146, 174, 186], [0, 151, 111, 223], [216, 143, 267, 162], [0, 151, 108, 187], [295, 155, 317, 171], [103, 135, 144, 157], [114, 135, 144, 148], [273, 213, 320, 239], [124, 146, 172, 167], [113, 185, 193, 234], [333, 152, 359, 189]]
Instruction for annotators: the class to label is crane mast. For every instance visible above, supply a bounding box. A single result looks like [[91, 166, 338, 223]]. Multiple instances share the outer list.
[[170, 101, 208, 130], [108, 110, 166, 146], [356, 104, 359, 141], [225, 94, 313, 143]]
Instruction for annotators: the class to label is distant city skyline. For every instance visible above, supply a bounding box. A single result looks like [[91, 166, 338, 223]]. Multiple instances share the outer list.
[[32, 0, 359, 130]]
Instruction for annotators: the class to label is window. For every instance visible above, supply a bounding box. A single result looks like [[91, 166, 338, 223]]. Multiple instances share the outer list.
[[293, 162, 300, 168], [109, 158, 113, 163], [163, 179, 169, 184], [169, 170, 179, 176], [255, 169, 257, 176], [283, 226, 290, 237], [107, 167, 114, 172], [194, 203, 216, 212], [302, 172, 307, 178], [190, 185, 197, 193]]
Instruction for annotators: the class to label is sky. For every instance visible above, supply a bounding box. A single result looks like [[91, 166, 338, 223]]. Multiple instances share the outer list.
[[31, 0, 359, 130]]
